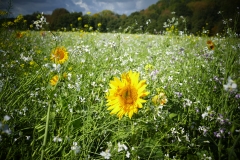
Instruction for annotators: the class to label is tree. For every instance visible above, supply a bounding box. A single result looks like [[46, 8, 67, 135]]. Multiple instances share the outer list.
[[50, 8, 70, 30]]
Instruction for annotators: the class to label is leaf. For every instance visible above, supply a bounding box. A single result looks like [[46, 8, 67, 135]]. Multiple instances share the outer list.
[[169, 113, 178, 119]]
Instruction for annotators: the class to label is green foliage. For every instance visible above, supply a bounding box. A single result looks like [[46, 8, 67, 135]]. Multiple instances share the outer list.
[[0, 2, 240, 160]]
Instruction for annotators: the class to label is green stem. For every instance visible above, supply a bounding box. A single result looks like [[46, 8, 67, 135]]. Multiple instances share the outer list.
[[40, 101, 51, 160], [228, 133, 240, 159], [218, 138, 222, 160]]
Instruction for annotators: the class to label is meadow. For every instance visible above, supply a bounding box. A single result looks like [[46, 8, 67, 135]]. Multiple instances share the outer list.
[[0, 14, 240, 160]]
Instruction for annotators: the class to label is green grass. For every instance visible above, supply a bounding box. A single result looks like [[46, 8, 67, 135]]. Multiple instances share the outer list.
[[0, 29, 239, 160]]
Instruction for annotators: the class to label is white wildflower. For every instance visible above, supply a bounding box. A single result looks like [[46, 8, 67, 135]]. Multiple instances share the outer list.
[[183, 99, 192, 107], [4, 115, 11, 121], [118, 142, 128, 152], [53, 136, 62, 142], [202, 112, 208, 119], [100, 149, 111, 159], [26, 136, 31, 140], [126, 151, 130, 158], [71, 142, 80, 154], [223, 77, 237, 92]]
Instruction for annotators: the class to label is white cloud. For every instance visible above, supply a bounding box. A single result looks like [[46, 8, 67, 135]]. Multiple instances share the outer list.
[[136, 0, 145, 10], [1, 0, 159, 17], [89, 0, 139, 15], [72, 0, 90, 13]]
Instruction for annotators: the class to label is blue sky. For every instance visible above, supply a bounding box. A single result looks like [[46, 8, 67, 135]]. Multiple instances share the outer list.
[[1, 0, 159, 17]]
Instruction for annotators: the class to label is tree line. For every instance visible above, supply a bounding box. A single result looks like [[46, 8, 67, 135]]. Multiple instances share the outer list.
[[1, 0, 240, 36]]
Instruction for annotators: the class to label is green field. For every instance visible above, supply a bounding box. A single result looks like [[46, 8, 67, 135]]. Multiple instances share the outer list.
[[0, 16, 240, 159]]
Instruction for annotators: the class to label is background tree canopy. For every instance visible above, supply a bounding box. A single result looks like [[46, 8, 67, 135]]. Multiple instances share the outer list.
[[2, 0, 240, 35]]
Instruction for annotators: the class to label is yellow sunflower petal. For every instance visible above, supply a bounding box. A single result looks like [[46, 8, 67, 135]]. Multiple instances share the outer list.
[[50, 46, 68, 64], [106, 71, 149, 119]]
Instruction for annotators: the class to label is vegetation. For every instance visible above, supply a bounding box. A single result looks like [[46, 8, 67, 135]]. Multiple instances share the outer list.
[[1, 0, 240, 35], [0, 0, 240, 160]]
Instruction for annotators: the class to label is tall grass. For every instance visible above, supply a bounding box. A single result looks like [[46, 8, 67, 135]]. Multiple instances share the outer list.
[[0, 10, 240, 160]]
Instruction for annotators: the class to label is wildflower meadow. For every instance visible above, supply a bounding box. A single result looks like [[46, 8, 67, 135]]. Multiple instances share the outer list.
[[0, 10, 240, 160]]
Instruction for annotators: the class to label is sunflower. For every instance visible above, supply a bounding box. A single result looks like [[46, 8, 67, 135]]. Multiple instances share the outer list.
[[106, 71, 149, 119], [50, 75, 59, 86], [207, 40, 214, 50], [50, 47, 68, 64], [152, 92, 168, 106]]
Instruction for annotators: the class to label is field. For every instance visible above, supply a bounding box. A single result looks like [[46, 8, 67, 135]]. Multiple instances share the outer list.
[[0, 15, 240, 160]]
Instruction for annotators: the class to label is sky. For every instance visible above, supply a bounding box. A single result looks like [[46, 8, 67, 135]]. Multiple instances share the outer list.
[[0, 0, 159, 17]]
